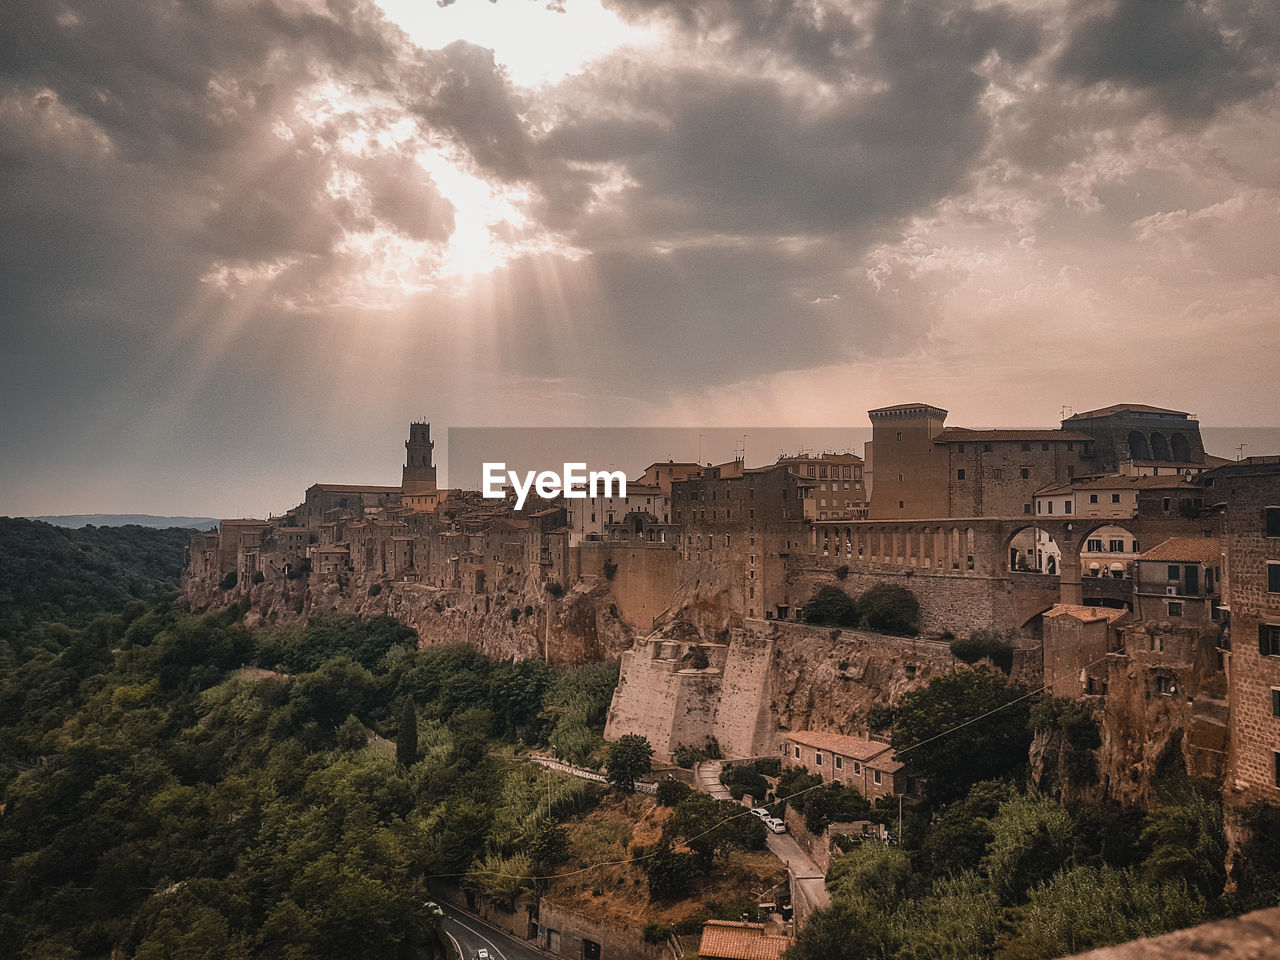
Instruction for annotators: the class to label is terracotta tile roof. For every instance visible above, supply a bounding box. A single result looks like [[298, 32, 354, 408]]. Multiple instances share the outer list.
[[1043, 604, 1128, 623], [1137, 537, 1223, 564], [786, 731, 900, 769], [935, 428, 1091, 443], [699, 922, 791, 960], [1066, 403, 1190, 419]]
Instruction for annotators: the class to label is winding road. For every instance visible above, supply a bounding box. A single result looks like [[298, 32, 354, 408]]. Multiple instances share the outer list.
[[438, 901, 547, 960]]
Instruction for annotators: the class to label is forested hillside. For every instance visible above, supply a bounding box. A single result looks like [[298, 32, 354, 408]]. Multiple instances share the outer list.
[[0, 608, 621, 959], [0, 517, 192, 637]]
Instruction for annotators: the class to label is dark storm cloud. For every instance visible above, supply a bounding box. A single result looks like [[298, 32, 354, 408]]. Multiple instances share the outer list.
[[538, 1, 1041, 240], [1055, 0, 1279, 119], [410, 41, 535, 180], [0, 0, 399, 164], [605, 0, 863, 81]]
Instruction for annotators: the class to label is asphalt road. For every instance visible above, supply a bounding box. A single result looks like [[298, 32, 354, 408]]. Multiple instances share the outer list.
[[438, 901, 547, 960]]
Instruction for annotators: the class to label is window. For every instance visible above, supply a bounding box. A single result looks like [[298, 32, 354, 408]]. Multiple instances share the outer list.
[[1047, 501, 1053, 514], [815, 752, 823, 766], [1042, 442, 1050, 451], [835, 756, 843, 770], [1067, 442, 1074, 451], [1269, 562, 1280, 594], [1112, 493, 1121, 503], [898, 473, 904, 482], [1168, 601, 1183, 617], [853, 761, 862, 774], [1110, 539, 1125, 552], [1088, 539, 1103, 552], [1021, 442, 1031, 452], [956, 444, 965, 453], [957, 469, 966, 480], [993, 468, 1004, 480], [1024, 503, 1032, 514], [1272, 688, 1280, 718], [1168, 565, 1180, 581], [1020, 467, 1030, 479], [896, 432, 903, 441], [1090, 494, 1099, 504], [794, 745, 802, 759], [1275, 752, 1280, 789], [1156, 675, 1174, 695], [1268, 507, 1280, 538], [873, 769, 883, 785], [1163, 498, 1172, 511], [1064, 502, 1072, 515], [899, 501, 905, 509], [983, 444, 993, 453]]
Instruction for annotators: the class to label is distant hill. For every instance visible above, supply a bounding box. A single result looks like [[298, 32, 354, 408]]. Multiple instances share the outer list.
[[0, 517, 195, 639], [28, 514, 219, 530]]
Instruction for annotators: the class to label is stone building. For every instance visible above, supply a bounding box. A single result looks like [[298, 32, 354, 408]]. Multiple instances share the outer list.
[[777, 452, 866, 518], [780, 730, 909, 801], [1206, 458, 1280, 806], [671, 462, 814, 621], [1063, 403, 1207, 475], [865, 403, 1089, 519], [1134, 537, 1223, 623]]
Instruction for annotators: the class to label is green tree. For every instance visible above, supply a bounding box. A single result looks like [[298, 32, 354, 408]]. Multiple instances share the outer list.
[[1140, 796, 1227, 899], [605, 734, 653, 793], [917, 780, 1015, 878], [857, 583, 919, 634], [892, 669, 1031, 802], [981, 793, 1076, 904], [644, 839, 698, 901], [994, 864, 1207, 959], [802, 586, 860, 626], [663, 794, 765, 871], [397, 697, 418, 768], [787, 900, 900, 960]]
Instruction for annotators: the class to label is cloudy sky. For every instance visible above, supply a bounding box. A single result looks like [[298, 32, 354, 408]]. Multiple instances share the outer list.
[[2, 0, 1278, 517]]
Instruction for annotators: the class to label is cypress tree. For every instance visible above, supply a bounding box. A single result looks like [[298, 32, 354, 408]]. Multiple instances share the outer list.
[[397, 696, 418, 768]]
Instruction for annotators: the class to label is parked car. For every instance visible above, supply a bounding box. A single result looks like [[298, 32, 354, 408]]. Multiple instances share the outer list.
[[476, 950, 490, 960], [750, 807, 770, 819], [764, 817, 787, 834]]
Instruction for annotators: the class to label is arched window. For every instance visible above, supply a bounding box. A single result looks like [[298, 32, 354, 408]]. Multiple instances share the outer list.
[[1127, 431, 1150, 460], [1170, 433, 1190, 461]]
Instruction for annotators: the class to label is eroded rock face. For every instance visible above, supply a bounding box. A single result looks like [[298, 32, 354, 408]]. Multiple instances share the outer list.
[[185, 573, 636, 665], [1031, 621, 1227, 808], [766, 625, 957, 734]]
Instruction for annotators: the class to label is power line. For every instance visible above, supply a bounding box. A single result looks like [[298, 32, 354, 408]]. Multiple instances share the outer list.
[[434, 656, 1111, 884]]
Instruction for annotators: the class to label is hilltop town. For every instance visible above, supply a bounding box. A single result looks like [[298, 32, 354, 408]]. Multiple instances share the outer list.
[[184, 403, 1280, 883]]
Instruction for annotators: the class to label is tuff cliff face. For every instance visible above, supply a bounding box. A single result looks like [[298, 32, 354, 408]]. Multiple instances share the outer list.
[[764, 623, 958, 734], [605, 619, 957, 761], [184, 573, 637, 665], [1031, 621, 1228, 808]]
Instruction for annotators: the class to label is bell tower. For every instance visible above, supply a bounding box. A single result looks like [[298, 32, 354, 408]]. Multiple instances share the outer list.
[[403, 421, 437, 488]]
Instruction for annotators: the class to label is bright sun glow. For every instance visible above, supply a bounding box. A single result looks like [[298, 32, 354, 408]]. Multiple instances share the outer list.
[[374, 0, 642, 88]]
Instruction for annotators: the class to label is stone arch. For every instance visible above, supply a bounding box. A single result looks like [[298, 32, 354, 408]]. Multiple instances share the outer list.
[[1004, 524, 1061, 575], [1150, 432, 1170, 460], [1170, 432, 1190, 461], [1127, 431, 1150, 460]]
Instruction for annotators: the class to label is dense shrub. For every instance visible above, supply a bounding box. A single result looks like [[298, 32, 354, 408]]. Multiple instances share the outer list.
[[857, 583, 919, 635], [802, 586, 859, 626], [950, 630, 1015, 672]]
